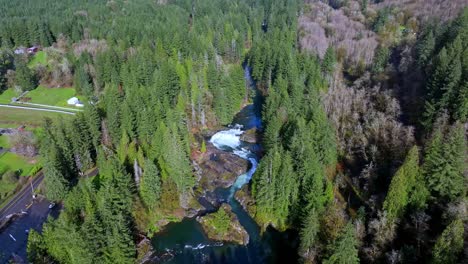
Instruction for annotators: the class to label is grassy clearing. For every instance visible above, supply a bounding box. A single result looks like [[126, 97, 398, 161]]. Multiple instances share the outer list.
[[26, 85, 80, 107], [0, 181, 17, 204], [1, 86, 82, 108], [0, 107, 70, 128], [0, 152, 37, 176], [28, 51, 47, 68], [0, 181, 16, 195], [0, 135, 10, 148], [0, 89, 19, 104]]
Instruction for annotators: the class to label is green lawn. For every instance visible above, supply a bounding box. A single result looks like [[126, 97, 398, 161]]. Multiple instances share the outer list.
[[28, 51, 47, 68], [0, 181, 16, 194], [0, 135, 10, 148], [1, 86, 82, 107], [0, 89, 19, 104], [0, 152, 36, 176], [0, 107, 70, 128], [0, 152, 38, 203], [0, 181, 17, 203], [26, 85, 80, 107]]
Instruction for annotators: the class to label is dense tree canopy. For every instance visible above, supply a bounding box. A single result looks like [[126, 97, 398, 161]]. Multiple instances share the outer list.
[[0, 0, 462, 263]]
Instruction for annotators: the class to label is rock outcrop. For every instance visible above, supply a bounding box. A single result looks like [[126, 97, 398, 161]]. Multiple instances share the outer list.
[[197, 142, 250, 192], [197, 204, 249, 245], [136, 236, 154, 263], [234, 184, 256, 218], [137, 236, 175, 264], [144, 131, 251, 233], [240, 128, 259, 143]]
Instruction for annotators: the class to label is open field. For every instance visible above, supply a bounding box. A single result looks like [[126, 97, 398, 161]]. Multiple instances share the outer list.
[[0, 89, 18, 104], [24, 86, 80, 107], [0, 107, 70, 128], [1, 86, 81, 108], [0, 152, 37, 177], [0, 152, 39, 203], [0, 181, 16, 197], [0, 135, 10, 148], [28, 51, 47, 68]]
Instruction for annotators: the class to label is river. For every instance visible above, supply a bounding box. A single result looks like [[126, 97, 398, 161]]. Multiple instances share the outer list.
[[150, 67, 299, 263]]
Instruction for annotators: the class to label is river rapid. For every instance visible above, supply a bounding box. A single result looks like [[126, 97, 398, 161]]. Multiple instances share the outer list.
[[150, 67, 299, 263]]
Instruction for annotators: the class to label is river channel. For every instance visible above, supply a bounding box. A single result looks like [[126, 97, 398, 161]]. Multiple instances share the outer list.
[[150, 67, 299, 263]]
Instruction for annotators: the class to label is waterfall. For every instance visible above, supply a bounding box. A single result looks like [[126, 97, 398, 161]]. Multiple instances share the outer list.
[[209, 125, 244, 150], [210, 125, 258, 198]]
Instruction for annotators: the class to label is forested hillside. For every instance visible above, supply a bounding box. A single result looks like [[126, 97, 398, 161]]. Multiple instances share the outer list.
[[1, 0, 267, 262], [0, 0, 466, 263], [297, 1, 467, 263]]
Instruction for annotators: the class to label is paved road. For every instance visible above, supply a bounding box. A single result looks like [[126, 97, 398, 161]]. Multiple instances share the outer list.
[[0, 173, 44, 220], [0, 168, 98, 263], [0, 104, 76, 115], [0, 172, 53, 264], [16, 102, 82, 112], [0, 168, 99, 220], [0, 198, 61, 263]]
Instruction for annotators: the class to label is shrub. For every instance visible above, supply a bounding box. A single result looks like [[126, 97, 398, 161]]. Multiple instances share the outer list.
[[2, 171, 18, 184]]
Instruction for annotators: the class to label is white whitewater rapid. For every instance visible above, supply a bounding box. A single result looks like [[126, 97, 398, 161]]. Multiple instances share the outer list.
[[210, 124, 244, 150], [209, 125, 258, 196]]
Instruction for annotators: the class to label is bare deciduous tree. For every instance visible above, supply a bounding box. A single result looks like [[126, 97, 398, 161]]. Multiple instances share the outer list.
[[405, 211, 431, 256], [386, 249, 402, 264], [364, 211, 397, 261], [9, 131, 38, 157], [323, 73, 414, 166], [39, 47, 74, 87], [72, 39, 108, 58], [299, 1, 378, 66], [373, 0, 467, 23]]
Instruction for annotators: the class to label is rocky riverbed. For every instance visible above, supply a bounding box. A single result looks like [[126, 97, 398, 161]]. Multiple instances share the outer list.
[[193, 138, 250, 196], [155, 132, 252, 218], [143, 135, 252, 239]]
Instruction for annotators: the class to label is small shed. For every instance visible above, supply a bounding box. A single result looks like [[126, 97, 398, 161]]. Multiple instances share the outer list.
[[67, 97, 81, 105]]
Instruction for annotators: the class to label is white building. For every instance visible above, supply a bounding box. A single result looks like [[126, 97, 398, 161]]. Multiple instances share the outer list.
[[67, 97, 82, 106], [14, 48, 25, 54]]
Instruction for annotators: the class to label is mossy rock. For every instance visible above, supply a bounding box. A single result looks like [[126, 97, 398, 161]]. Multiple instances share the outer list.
[[240, 128, 259, 143], [197, 204, 249, 245], [234, 184, 256, 218]]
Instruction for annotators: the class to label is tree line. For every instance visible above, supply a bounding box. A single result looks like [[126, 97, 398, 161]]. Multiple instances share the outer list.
[[0, 0, 465, 263], [1, 0, 291, 262]]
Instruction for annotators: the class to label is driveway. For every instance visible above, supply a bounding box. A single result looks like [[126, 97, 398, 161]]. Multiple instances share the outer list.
[[0, 104, 76, 115]]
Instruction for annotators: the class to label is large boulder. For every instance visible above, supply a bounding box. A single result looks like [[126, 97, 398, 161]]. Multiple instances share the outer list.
[[137, 236, 175, 264], [197, 142, 250, 192], [180, 192, 205, 218], [197, 204, 249, 245], [240, 128, 259, 143]]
